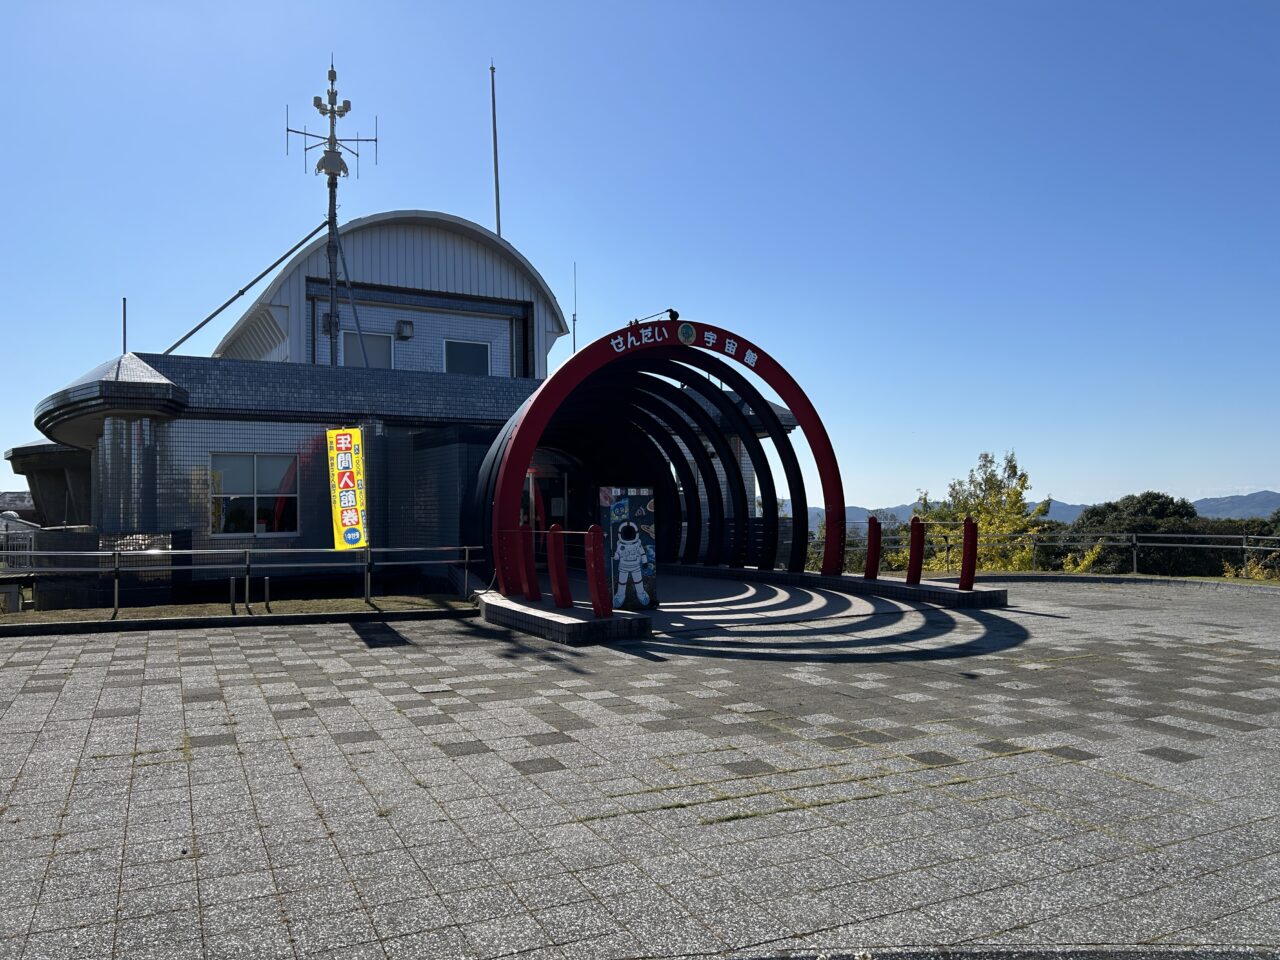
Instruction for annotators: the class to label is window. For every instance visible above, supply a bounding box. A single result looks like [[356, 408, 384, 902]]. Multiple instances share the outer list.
[[342, 332, 393, 369], [445, 339, 490, 376], [211, 454, 298, 535]]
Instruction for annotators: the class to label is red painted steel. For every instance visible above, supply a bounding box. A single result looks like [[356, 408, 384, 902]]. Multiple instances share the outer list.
[[491, 320, 846, 593], [906, 517, 925, 585], [547, 524, 572, 608], [519, 524, 541, 602], [959, 516, 977, 591], [864, 516, 881, 580], [583, 524, 612, 618]]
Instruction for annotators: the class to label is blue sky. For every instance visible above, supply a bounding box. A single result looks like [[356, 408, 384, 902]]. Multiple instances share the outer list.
[[3, 1, 1277, 508]]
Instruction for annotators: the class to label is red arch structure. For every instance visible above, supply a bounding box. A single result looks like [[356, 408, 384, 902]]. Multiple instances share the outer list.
[[491, 319, 846, 594]]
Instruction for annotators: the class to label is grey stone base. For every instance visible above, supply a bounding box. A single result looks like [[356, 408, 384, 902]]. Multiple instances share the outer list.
[[661, 564, 1009, 608], [477, 591, 650, 645]]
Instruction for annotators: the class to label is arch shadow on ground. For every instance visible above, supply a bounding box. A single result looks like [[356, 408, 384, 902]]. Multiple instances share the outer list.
[[612, 574, 1031, 665]]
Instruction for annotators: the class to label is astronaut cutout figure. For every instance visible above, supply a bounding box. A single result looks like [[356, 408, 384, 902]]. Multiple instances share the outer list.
[[612, 521, 650, 606]]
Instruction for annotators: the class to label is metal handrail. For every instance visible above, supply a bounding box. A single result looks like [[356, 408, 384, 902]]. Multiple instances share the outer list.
[[0, 543, 487, 617]]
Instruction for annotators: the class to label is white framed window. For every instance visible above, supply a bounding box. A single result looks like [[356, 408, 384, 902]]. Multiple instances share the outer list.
[[210, 454, 299, 536], [342, 331, 394, 369], [444, 339, 490, 376]]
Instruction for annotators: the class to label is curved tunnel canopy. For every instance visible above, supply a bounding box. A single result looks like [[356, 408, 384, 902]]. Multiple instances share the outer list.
[[476, 319, 846, 594]]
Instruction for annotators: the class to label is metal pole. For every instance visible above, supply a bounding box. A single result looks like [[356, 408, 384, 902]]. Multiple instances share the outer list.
[[244, 550, 252, 615], [1132, 533, 1139, 575], [364, 545, 372, 603], [122, 297, 127, 355], [265, 576, 271, 613], [1031, 535, 1037, 571], [327, 176, 339, 365], [113, 550, 120, 619], [490, 62, 501, 237], [462, 546, 471, 598], [229, 577, 236, 615]]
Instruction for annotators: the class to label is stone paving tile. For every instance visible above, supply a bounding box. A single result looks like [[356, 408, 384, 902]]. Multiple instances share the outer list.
[[1, 582, 1279, 957]]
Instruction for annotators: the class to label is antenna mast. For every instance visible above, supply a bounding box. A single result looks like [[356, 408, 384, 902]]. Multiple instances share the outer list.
[[490, 61, 501, 238], [287, 62, 379, 365]]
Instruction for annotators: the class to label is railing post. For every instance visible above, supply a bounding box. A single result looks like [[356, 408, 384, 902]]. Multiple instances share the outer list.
[[959, 516, 977, 591], [364, 545, 372, 603], [864, 516, 881, 581], [112, 550, 120, 619], [547, 524, 572, 609], [584, 524, 612, 618], [1031, 535, 1038, 571], [906, 517, 924, 585], [265, 576, 271, 613], [244, 549, 252, 615], [519, 524, 541, 602], [462, 545, 471, 598], [1132, 533, 1139, 575], [229, 576, 236, 615]]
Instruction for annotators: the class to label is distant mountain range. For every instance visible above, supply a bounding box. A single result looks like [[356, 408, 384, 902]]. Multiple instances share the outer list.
[[782, 490, 1280, 525], [1193, 490, 1280, 519]]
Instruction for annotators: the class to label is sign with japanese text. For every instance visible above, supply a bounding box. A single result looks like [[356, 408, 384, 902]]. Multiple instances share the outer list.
[[607, 320, 762, 369], [326, 427, 368, 550]]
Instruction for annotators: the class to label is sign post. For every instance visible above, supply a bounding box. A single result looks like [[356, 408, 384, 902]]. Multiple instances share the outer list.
[[326, 428, 368, 550]]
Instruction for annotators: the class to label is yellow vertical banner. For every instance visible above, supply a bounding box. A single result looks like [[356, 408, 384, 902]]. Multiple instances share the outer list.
[[326, 427, 368, 550]]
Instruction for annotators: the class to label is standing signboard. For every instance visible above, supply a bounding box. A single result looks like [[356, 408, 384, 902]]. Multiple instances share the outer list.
[[326, 428, 368, 550], [599, 486, 658, 610]]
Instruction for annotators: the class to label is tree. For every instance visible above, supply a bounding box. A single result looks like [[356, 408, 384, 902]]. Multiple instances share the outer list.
[[914, 451, 1048, 571]]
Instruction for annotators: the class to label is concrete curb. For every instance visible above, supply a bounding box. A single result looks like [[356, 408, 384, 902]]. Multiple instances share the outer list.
[[477, 592, 650, 645], [0, 606, 478, 638]]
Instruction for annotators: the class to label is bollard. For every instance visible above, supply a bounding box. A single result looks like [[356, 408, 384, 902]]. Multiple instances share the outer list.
[[906, 517, 924, 585], [112, 550, 121, 619], [958, 516, 977, 591], [364, 546, 372, 604], [584, 524, 612, 618], [462, 546, 471, 598], [229, 576, 236, 615], [495, 532, 511, 596], [519, 524, 541, 602], [547, 524, 573, 609], [864, 517, 881, 581], [244, 549, 252, 615], [265, 576, 271, 613]]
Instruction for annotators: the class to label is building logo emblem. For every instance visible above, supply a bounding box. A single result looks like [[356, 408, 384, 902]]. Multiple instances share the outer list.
[[677, 322, 696, 345]]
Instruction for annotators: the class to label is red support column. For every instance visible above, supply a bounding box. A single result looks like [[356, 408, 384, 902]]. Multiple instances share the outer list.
[[958, 516, 977, 591], [864, 516, 881, 580], [519, 524, 541, 601], [584, 524, 612, 618], [906, 516, 925, 585], [547, 524, 572, 608]]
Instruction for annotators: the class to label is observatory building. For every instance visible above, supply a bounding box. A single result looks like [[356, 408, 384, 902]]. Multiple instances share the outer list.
[[5, 67, 847, 610], [6, 210, 805, 604]]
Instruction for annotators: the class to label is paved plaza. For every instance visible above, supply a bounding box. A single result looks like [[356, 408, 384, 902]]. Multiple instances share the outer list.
[[1, 580, 1278, 959]]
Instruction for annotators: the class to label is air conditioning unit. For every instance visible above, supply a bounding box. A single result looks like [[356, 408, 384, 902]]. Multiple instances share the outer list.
[[395, 320, 414, 340]]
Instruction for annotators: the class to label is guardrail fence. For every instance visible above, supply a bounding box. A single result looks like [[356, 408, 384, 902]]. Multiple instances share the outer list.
[[0, 544, 484, 617], [818, 522, 1280, 578]]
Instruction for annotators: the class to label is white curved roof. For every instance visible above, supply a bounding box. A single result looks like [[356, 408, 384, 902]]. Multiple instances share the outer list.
[[213, 210, 567, 360]]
